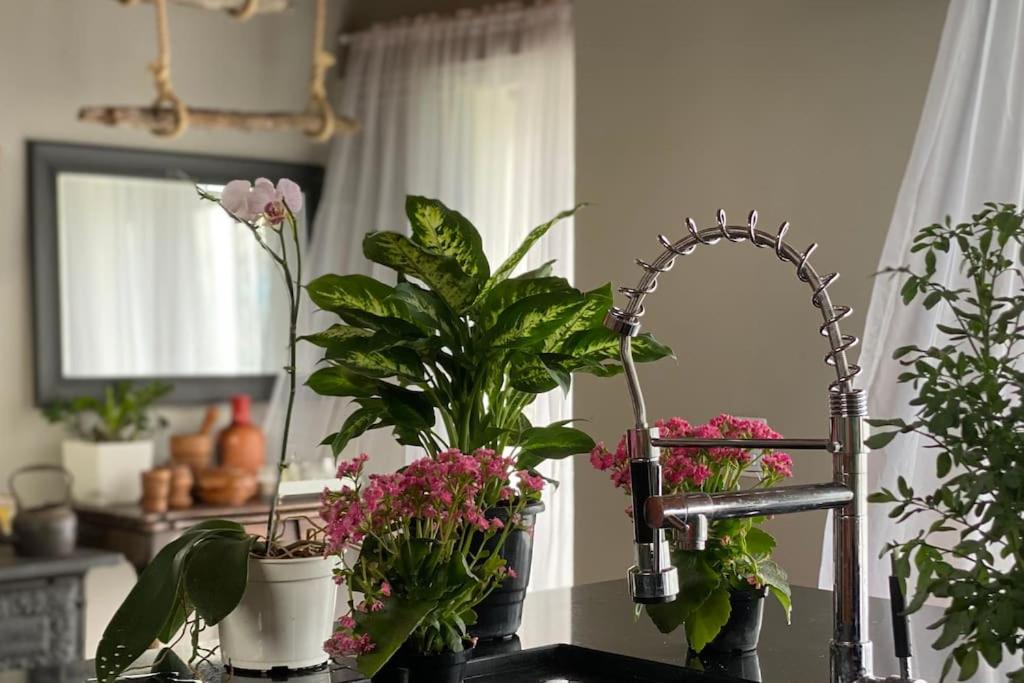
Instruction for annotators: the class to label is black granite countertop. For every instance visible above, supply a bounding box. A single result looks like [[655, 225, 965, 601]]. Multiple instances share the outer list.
[[3, 579, 1018, 681]]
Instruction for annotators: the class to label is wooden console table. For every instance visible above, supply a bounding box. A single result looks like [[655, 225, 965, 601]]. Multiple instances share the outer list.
[[75, 495, 321, 571], [0, 545, 121, 669]]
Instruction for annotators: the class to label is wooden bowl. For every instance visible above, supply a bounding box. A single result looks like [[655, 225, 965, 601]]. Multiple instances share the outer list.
[[170, 433, 213, 473], [195, 467, 258, 507]]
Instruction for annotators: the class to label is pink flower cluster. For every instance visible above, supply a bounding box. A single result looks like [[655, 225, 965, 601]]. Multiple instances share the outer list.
[[324, 614, 374, 656], [590, 414, 793, 498], [320, 448, 541, 555]]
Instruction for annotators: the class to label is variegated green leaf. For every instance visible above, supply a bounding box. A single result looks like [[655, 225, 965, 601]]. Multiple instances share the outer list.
[[307, 274, 419, 326], [325, 337, 425, 381], [561, 328, 674, 363], [364, 232, 480, 312], [306, 366, 379, 398], [516, 260, 557, 279], [391, 282, 458, 339], [485, 291, 586, 348], [481, 204, 585, 297], [326, 406, 386, 457], [299, 324, 373, 348], [406, 196, 489, 282], [508, 352, 571, 394], [541, 283, 614, 352], [472, 276, 575, 331], [514, 425, 595, 470]]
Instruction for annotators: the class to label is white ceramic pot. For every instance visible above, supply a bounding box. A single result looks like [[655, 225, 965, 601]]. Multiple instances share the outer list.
[[219, 556, 339, 672], [61, 439, 154, 505]]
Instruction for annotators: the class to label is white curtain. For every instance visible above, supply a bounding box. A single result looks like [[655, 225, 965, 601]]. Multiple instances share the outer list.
[[57, 175, 289, 378], [265, 0, 576, 591], [819, 0, 1024, 610]]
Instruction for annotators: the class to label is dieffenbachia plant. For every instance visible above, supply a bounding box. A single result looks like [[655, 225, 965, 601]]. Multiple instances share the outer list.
[[305, 196, 673, 468]]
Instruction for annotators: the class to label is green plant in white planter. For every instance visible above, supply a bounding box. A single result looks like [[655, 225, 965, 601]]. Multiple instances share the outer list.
[[95, 179, 336, 682], [305, 195, 675, 638], [867, 203, 1024, 682], [44, 381, 171, 504]]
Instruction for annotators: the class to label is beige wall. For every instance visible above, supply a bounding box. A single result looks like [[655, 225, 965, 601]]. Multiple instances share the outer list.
[[573, 0, 948, 587], [0, 0, 343, 490]]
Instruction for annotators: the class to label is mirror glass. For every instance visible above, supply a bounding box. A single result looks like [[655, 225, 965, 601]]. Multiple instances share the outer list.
[[55, 173, 299, 378]]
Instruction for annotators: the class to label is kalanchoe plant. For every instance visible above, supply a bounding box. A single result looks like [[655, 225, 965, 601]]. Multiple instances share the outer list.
[[866, 203, 1024, 682], [95, 179, 316, 683], [304, 196, 673, 467], [44, 380, 172, 442], [321, 449, 544, 676], [591, 414, 794, 652]]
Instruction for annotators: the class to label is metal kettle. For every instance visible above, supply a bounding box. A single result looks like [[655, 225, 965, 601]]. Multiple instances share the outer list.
[[9, 464, 78, 557]]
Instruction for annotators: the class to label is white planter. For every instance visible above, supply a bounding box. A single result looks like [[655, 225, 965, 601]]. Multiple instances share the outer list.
[[61, 439, 154, 505], [219, 556, 339, 671]]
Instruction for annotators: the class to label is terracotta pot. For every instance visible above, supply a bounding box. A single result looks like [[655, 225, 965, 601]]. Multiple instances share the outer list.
[[218, 395, 265, 475], [140, 468, 172, 514]]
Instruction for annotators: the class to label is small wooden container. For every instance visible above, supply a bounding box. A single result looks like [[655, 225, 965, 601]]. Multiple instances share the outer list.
[[196, 467, 259, 507], [168, 464, 194, 510], [140, 468, 172, 514], [170, 406, 219, 475]]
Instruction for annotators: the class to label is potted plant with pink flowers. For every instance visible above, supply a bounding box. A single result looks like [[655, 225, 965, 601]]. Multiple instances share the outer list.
[[95, 178, 340, 682], [590, 414, 795, 654], [321, 448, 545, 681]]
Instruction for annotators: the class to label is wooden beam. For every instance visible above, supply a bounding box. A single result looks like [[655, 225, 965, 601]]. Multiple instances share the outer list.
[[118, 0, 291, 15], [78, 105, 359, 138]]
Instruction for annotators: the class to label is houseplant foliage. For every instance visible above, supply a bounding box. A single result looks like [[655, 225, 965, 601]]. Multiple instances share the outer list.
[[96, 179, 328, 682], [591, 415, 794, 653], [866, 203, 1024, 682], [305, 195, 673, 465], [321, 450, 544, 677], [44, 380, 171, 441]]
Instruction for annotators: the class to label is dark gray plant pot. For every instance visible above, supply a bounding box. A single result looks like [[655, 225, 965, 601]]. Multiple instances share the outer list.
[[703, 585, 768, 654], [470, 500, 545, 641], [372, 646, 472, 683]]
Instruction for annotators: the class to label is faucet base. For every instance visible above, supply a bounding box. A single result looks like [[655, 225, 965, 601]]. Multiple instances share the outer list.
[[830, 639, 873, 683]]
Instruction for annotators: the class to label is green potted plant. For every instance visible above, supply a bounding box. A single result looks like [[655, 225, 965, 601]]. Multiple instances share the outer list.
[[44, 380, 171, 504], [95, 178, 335, 682], [304, 195, 674, 639], [590, 414, 794, 653], [866, 203, 1024, 682], [321, 448, 545, 681]]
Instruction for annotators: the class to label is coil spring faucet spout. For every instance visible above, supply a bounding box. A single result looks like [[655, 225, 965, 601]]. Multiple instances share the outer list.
[[604, 210, 921, 683]]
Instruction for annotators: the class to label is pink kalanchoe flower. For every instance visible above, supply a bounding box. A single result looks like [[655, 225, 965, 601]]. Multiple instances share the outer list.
[[761, 452, 794, 478], [339, 614, 356, 629], [516, 470, 545, 493], [379, 581, 392, 597], [507, 568, 518, 579]]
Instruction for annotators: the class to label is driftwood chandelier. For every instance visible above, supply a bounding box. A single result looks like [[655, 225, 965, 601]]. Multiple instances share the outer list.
[[78, 0, 358, 141]]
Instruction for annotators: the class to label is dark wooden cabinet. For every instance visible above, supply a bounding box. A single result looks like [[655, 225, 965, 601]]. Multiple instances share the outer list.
[[74, 495, 322, 571]]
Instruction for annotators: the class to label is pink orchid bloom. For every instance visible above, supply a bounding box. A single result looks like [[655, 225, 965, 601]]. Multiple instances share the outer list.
[[219, 177, 303, 225]]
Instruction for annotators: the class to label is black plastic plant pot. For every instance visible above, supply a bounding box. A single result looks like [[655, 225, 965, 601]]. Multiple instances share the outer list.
[[371, 646, 473, 683], [470, 500, 545, 641], [702, 585, 768, 654]]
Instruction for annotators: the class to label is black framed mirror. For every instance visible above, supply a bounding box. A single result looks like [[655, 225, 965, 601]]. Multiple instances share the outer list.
[[29, 141, 324, 405]]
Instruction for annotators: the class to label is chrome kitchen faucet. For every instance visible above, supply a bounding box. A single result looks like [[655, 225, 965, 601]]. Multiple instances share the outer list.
[[604, 210, 922, 683]]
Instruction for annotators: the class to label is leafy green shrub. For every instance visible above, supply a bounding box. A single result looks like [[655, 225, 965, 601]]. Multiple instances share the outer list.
[[43, 380, 172, 442]]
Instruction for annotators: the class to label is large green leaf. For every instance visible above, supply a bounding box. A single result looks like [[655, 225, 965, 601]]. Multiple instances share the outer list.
[[324, 337, 425, 381], [306, 366, 379, 398], [485, 291, 586, 348], [355, 597, 438, 676], [326, 406, 385, 457], [744, 526, 776, 558], [299, 324, 373, 348], [364, 232, 479, 312], [509, 352, 571, 394], [406, 196, 489, 282], [482, 204, 585, 295], [685, 585, 732, 653], [391, 282, 459, 340], [759, 559, 792, 623], [307, 274, 409, 322], [562, 328, 674, 364], [473, 276, 574, 331], [378, 384, 437, 431], [95, 521, 246, 682], [185, 533, 253, 625], [646, 551, 721, 634], [542, 284, 613, 352], [515, 425, 595, 470]]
